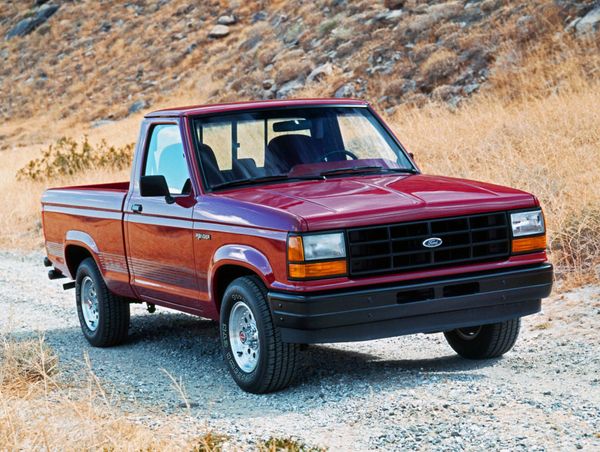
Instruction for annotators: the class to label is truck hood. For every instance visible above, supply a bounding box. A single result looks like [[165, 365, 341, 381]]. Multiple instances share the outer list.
[[218, 174, 537, 230]]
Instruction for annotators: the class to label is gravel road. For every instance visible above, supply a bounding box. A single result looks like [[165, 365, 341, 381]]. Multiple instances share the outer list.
[[1, 251, 599, 450]]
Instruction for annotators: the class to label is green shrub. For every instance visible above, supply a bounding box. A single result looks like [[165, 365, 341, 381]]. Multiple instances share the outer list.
[[17, 137, 134, 181]]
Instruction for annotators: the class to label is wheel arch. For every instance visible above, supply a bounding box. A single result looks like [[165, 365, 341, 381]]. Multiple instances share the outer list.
[[209, 244, 275, 315], [64, 230, 100, 279]]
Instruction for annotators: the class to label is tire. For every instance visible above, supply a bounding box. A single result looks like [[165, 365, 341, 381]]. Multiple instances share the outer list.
[[444, 318, 521, 359], [75, 257, 130, 347], [220, 276, 299, 393]]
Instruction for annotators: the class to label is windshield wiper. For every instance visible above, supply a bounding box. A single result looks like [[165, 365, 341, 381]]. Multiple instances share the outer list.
[[319, 166, 384, 177], [376, 167, 419, 175], [319, 166, 419, 177], [211, 174, 325, 190]]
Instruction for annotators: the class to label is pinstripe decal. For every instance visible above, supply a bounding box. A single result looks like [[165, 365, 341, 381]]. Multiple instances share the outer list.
[[44, 204, 122, 220], [98, 252, 128, 274], [127, 256, 197, 288]]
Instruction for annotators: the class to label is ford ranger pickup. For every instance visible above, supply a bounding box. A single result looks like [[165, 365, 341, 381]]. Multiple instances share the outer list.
[[41, 99, 553, 393]]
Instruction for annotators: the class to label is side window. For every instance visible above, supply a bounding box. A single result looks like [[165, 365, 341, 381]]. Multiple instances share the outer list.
[[144, 124, 190, 195]]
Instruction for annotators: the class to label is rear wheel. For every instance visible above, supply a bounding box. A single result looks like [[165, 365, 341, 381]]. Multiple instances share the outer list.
[[444, 319, 521, 359], [75, 257, 130, 347], [220, 276, 299, 393]]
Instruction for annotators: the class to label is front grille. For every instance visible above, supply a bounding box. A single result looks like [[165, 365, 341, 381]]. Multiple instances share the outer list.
[[347, 212, 510, 277]]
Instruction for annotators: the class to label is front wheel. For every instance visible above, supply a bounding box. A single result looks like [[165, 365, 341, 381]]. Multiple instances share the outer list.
[[220, 276, 299, 393], [444, 319, 521, 359], [75, 257, 130, 347]]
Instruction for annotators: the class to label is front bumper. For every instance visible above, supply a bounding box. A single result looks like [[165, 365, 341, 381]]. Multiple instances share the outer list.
[[268, 263, 553, 343]]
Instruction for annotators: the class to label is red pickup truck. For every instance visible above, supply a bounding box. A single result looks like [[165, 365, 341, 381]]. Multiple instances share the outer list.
[[42, 99, 552, 393]]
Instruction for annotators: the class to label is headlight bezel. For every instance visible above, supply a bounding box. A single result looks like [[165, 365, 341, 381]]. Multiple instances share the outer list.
[[510, 209, 545, 238], [510, 208, 547, 255], [287, 232, 348, 280]]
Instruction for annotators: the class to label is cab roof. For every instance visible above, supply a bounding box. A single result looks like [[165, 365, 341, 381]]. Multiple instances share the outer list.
[[145, 98, 369, 118]]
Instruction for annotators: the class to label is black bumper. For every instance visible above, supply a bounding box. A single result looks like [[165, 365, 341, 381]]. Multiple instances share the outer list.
[[268, 264, 553, 343]]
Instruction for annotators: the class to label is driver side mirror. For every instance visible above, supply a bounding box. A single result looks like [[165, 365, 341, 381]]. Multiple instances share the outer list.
[[140, 175, 175, 204]]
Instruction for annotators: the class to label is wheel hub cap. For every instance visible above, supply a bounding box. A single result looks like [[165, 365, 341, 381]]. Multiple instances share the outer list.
[[229, 301, 259, 373], [81, 276, 99, 332]]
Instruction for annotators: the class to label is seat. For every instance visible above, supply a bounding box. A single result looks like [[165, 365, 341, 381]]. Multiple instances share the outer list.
[[232, 158, 263, 179], [264, 134, 321, 174], [199, 143, 225, 187]]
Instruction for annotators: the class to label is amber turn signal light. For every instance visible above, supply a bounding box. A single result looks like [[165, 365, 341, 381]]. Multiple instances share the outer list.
[[287, 236, 305, 262], [512, 235, 547, 254], [289, 260, 347, 279]]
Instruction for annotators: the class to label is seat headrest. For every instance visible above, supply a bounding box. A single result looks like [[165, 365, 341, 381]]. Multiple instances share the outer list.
[[199, 143, 225, 186]]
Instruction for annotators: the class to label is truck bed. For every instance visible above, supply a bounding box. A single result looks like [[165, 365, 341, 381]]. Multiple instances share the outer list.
[[41, 181, 134, 297]]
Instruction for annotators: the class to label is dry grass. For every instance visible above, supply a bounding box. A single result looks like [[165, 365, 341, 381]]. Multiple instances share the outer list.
[[388, 34, 600, 285], [0, 334, 229, 450], [390, 87, 600, 284], [0, 334, 323, 450]]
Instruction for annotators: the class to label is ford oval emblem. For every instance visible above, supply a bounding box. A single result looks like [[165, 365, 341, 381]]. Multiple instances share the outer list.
[[422, 237, 443, 248]]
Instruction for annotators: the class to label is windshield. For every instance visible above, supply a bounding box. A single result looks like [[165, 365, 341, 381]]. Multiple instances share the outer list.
[[191, 106, 415, 191]]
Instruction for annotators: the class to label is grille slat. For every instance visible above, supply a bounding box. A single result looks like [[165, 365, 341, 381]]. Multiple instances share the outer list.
[[347, 212, 510, 277]]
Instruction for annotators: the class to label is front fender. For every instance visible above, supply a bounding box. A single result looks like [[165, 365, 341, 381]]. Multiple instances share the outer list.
[[210, 244, 274, 283]]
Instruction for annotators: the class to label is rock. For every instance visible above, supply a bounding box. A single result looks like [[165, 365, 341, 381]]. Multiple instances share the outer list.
[[334, 83, 356, 98], [307, 63, 333, 83], [463, 82, 480, 95], [239, 34, 261, 52], [208, 24, 230, 38], [252, 11, 268, 23], [575, 6, 600, 35], [283, 22, 303, 45], [217, 15, 236, 26], [276, 79, 304, 99], [386, 9, 404, 20], [262, 79, 275, 90], [128, 100, 147, 114], [5, 3, 60, 40], [91, 119, 116, 128], [480, 0, 501, 13], [99, 21, 111, 33], [384, 0, 405, 9]]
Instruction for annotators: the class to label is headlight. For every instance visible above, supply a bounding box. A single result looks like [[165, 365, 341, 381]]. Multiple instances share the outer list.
[[510, 209, 547, 254], [511, 210, 545, 237], [287, 233, 347, 279], [302, 233, 346, 260]]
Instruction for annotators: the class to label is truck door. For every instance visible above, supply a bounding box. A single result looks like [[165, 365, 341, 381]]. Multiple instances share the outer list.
[[124, 122, 202, 311]]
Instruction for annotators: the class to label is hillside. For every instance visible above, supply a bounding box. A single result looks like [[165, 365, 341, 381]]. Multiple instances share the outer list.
[[0, 0, 599, 132], [0, 0, 599, 283], [1, 2, 600, 450]]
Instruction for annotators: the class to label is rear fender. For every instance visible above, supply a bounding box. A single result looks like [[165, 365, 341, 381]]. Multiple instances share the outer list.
[[64, 230, 100, 278]]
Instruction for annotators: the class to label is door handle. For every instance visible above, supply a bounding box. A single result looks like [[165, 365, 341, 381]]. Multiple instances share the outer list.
[[132, 203, 143, 213]]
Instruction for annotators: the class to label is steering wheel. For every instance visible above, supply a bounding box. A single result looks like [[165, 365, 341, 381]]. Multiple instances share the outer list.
[[322, 150, 359, 162]]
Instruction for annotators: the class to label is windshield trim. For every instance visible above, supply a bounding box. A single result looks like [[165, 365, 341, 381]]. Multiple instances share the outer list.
[[189, 105, 419, 194]]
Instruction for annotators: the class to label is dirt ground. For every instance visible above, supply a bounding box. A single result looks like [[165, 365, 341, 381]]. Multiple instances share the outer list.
[[1, 251, 599, 450]]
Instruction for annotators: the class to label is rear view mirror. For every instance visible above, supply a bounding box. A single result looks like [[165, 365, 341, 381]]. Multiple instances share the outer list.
[[140, 175, 174, 204]]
